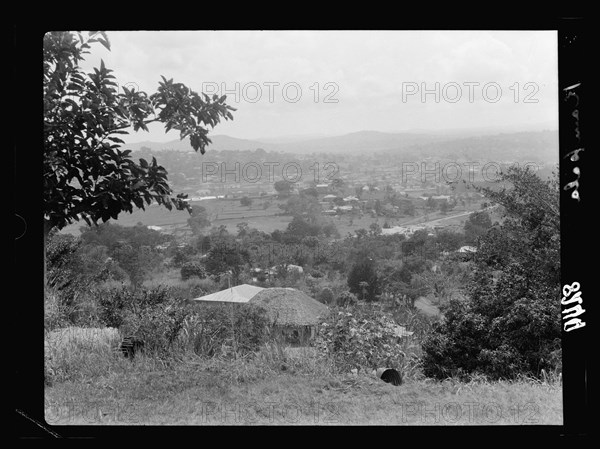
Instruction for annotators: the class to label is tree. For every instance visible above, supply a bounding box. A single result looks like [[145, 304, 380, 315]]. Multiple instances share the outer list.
[[347, 258, 380, 301], [436, 230, 465, 252], [285, 215, 320, 240], [112, 243, 161, 289], [205, 239, 248, 278], [236, 222, 249, 237], [369, 222, 382, 237], [180, 261, 207, 281], [274, 180, 293, 198], [240, 196, 253, 208], [422, 166, 561, 380], [464, 210, 492, 244], [43, 31, 234, 238], [439, 199, 452, 215]]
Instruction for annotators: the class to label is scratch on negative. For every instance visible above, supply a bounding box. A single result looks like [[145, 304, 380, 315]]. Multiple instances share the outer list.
[[15, 409, 62, 438]]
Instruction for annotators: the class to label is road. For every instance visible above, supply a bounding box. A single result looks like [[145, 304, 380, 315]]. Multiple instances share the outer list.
[[401, 205, 498, 229]]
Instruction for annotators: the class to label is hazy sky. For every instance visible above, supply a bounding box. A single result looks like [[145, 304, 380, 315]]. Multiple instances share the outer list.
[[78, 30, 558, 143]]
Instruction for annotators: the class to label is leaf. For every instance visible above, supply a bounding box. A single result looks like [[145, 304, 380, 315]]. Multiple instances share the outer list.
[[98, 33, 111, 51]]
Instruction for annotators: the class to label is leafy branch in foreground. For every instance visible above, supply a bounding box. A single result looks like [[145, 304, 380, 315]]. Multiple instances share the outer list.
[[43, 31, 236, 232]]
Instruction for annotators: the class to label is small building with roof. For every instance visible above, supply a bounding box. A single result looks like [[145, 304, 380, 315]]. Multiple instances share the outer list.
[[249, 288, 329, 346], [193, 284, 264, 304]]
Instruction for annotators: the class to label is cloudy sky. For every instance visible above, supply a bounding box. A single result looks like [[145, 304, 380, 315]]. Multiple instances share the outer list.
[[79, 30, 558, 143]]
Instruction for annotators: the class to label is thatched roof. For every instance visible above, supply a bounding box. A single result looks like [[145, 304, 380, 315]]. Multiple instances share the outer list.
[[249, 288, 329, 326]]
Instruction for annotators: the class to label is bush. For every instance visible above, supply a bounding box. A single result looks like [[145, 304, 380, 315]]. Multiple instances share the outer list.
[[180, 261, 206, 281], [336, 291, 357, 307], [422, 168, 561, 380], [317, 287, 335, 305], [309, 268, 325, 278], [314, 304, 411, 373], [421, 278, 562, 380], [182, 303, 270, 357], [120, 296, 190, 358]]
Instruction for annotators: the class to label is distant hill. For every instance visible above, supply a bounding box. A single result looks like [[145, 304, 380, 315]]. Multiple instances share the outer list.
[[123, 135, 267, 153], [123, 128, 558, 163], [392, 130, 558, 163], [124, 131, 465, 154]]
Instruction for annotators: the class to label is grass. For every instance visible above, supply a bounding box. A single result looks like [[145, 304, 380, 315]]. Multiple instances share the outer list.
[[44, 329, 562, 426]]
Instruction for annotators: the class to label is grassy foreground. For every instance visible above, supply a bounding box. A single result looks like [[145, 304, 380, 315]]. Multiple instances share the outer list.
[[45, 347, 562, 426]]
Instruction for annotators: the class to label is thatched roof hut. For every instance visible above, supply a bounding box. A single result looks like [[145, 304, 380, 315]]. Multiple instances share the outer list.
[[249, 288, 329, 326], [249, 288, 329, 345]]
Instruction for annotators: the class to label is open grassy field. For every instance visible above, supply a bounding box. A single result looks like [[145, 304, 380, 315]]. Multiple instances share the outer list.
[[45, 358, 562, 426], [59, 196, 489, 238], [44, 329, 562, 426], [59, 198, 290, 236]]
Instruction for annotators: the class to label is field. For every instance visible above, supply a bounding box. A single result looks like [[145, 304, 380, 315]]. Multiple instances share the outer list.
[[44, 327, 562, 426], [60, 197, 291, 236], [60, 196, 488, 240]]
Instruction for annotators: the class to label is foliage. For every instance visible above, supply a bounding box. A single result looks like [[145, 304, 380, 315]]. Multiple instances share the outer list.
[[336, 291, 357, 307], [43, 31, 234, 232], [180, 261, 207, 281], [463, 210, 492, 244], [45, 231, 118, 323], [422, 166, 561, 380], [183, 304, 270, 357], [315, 305, 409, 373], [112, 243, 162, 288], [347, 258, 380, 301], [274, 180, 293, 197], [317, 287, 335, 305], [240, 196, 253, 208], [204, 238, 249, 278], [436, 230, 465, 252], [79, 222, 171, 251]]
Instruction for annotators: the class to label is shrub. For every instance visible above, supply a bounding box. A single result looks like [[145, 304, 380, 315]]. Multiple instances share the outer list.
[[337, 291, 357, 307], [180, 261, 206, 281], [422, 167, 561, 380], [309, 268, 324, 278], [182, 303, 270, 357], [317, 287, 335, 305], [314, 304, 412, 374], [120, 297, 191, 358]]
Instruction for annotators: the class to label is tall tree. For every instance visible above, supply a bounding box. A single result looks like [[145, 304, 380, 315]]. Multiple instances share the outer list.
[[347, 258, 380, 301]]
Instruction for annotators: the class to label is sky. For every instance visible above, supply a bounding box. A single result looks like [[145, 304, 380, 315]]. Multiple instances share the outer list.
[[78, 30, 558, 143]]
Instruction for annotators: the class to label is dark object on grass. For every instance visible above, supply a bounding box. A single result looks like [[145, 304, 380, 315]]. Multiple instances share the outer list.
[[376, 368, 402, 386]]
